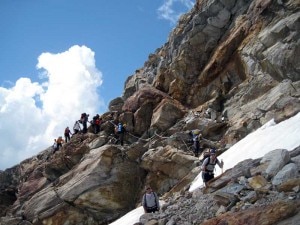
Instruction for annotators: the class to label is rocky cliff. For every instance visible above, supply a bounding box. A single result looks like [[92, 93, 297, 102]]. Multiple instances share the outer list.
[[1, 0, 300, 224]]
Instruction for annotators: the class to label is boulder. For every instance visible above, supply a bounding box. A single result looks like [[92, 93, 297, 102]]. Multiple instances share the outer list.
[[151, 99, 185, 132], [141, 146, 198, 194], [23, 145, 144, 223], [108, 97, 124, 112], [272, 163, 298, 186], [261, 149, 291, 177], [201, 200, 298, 225]]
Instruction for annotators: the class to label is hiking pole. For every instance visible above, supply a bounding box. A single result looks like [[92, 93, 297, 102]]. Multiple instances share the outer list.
[[221, 159, 224, 174], [180, 136, 190, 152]]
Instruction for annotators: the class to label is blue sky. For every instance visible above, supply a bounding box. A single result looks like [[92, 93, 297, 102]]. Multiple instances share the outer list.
[[1, 0, 194, 104], [0, 0, 194, 170]]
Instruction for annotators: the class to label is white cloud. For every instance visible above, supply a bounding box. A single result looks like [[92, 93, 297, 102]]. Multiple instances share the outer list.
[[0, 45, 104, 170], [158, 0, 194, 24]]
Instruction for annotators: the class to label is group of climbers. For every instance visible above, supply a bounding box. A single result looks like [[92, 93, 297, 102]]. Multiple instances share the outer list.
[[51, 112, 128, 155], [140, 128, 224, 215], [141, 148, 224, 215], [49, 109, 223, 215]]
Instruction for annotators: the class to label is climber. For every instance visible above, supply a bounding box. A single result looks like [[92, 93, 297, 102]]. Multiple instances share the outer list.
[[191, 129, 202, 157], [92, 114, 102, 134], [56, 136, 64, 150], [52, 139, 58, 153], [142, 186, 160, 213], [64, 127, 72, 143], [80, 113, 89, 133], [201, 149, 223, 187], [115, 122, 126, 146], [73, 120, 81, 134]]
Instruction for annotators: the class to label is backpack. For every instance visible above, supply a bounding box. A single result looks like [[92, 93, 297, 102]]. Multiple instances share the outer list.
[[117, 123, 124, 133], [201, 151, 211, 163], [202, 154, 220, 172], [52, 142, 57, 149], [95, 118, 100, 125], [143, 192, 158, 208], [193, 135, 199, 142]]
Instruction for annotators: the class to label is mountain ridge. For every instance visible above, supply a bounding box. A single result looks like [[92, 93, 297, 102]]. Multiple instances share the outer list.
[[1, 0, 300, 224]]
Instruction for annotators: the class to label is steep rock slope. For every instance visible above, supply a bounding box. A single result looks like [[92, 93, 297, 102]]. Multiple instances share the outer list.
[[0, 0, 300, 224]]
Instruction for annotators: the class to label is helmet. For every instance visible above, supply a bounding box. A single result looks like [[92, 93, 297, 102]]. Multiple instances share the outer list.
[[210, 148, 216, 154]]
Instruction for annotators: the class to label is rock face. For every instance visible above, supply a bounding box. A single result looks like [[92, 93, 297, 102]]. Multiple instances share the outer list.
[[1, 0, 300, 224], [140, 149, 300, 225]]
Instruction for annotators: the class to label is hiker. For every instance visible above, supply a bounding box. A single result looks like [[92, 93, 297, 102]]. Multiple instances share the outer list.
[[52, 136, 64, 154], [73, 120, 81, 134], [115, 122, 126, 146], [191, 129, 202, 157], [92, 114, 101, 134], [142, 186, 160, 213], [80, 113, 89, 133], [52, 139, 58, 153], [56, 136, 64, 150], [201, 149, 223, 187], [64, 127, 72, 143]]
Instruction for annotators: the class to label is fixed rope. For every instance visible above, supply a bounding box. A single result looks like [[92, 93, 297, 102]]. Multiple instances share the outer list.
[[107, 120, 194, 152]]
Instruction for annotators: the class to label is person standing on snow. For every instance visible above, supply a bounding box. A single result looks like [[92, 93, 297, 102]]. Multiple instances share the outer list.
[[142, 186, 160, 213]]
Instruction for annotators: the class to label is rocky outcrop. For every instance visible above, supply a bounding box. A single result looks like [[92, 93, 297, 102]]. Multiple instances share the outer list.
[[0, 0, 300, 224], [120, 0, 300, 146], [140, 149, 300, 225], [140, 146, 198, 194]]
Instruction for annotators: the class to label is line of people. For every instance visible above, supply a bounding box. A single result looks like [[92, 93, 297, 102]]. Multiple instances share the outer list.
[[51, 112, 127, 154], [50, 112, 224, 214]]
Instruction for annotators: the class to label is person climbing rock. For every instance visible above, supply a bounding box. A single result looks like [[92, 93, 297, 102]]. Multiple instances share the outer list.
[[115, 122, 126, 146], [201, 149, 223, 187], [64, 127, 72, 143], [191, 129, 202, 157], [52, 139, 58, 153], [80, 113, 89, 133], [92, 114, 102, 134], [73, 120, 81, 134], [56, 136, 64, 150]]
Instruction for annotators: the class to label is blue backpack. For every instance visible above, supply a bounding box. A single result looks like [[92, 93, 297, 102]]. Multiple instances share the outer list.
[[117, 123, 124, 133]]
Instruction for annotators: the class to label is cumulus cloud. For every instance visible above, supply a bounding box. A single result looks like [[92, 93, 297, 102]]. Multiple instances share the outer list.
[[0, 45, 104, 170], [158, 0, 194, 24]]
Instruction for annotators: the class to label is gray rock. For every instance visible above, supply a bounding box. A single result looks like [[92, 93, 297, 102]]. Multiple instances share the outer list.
[[261, 149, 290, 177], [272, 163, 298, 185]]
